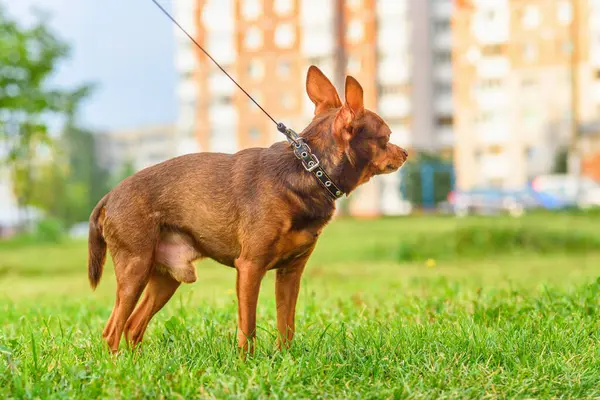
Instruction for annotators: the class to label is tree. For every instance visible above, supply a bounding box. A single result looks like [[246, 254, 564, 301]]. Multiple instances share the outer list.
[[401, 152, 455, 208], [0, 4, 91, 225]]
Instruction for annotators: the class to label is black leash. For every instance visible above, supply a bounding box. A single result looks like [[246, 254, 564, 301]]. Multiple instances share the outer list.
[[150, 0, 344, 200]]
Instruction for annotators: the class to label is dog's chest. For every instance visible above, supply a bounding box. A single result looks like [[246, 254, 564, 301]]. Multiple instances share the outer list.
[[271, 229, 320, 268]]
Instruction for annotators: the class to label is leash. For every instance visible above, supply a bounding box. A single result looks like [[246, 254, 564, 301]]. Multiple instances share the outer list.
[[150, 0, 344, 200]]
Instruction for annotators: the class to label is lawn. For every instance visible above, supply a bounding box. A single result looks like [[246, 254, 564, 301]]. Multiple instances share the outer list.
[[2, 214, 600, 398]]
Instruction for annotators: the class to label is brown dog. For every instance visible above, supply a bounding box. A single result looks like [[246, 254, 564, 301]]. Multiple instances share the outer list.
[[88, 66, 408, 353]]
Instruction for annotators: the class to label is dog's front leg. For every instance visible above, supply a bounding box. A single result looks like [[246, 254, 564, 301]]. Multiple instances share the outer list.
[[234, 257, 267, 355], [275, 246, 315, 350]]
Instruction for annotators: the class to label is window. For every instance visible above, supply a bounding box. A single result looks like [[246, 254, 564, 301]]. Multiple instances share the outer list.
[[247, 59, 264, 80], [521, 77, 537, 88], [557, 1, 572, 25], [274, 23, 295, 48], [436, 116, 454, 127], [277, 59, 291, 77], [242, 0, 261, 20], [523, 43, 538, 62], [245, 27, 263, 49], [347, 19, 364, 43], [522, 6, 541, 29], [247, 92, 263, 110], [434, 52, 452, 64], [435, 82, 452, 95], [561, 40, 573, 55], [474, 110, 499, 124], [378, 84, 408, 96], [481, 45, 503, 56], [249, 127, 261, 140], [475, 78, 503, 91], [347, 0, 362, 9], [347, 55, 362, 74], [488, 145, 504, 155], [281, 93, 294, 110], [273, 0, 293, 15], [434, 21, 450, 33]]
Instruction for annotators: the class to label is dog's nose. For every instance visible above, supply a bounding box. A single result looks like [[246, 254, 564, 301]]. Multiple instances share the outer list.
[[401, 148, 409, 158]]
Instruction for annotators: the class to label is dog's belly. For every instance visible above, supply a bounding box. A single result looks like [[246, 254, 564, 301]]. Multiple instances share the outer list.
[[155, 231, 201, 283]]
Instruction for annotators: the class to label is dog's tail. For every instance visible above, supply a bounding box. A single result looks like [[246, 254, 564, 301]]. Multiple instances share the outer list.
[[88, 194, 108, 290]]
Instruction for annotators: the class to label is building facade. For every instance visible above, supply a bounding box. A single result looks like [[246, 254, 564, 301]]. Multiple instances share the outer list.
[[96, 124, 179, 173], [172, 0, 454, 215], [452, 0, 600, 190]]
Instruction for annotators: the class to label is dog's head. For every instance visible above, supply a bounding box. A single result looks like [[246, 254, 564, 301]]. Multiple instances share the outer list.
[[304, 66, 409, 194]]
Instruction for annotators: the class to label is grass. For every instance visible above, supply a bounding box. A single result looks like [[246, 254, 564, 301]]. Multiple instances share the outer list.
[[2, 214, 600, 398]]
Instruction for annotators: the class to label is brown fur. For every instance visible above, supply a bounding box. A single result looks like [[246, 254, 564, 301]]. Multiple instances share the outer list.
[[88, 66, 408, 353]]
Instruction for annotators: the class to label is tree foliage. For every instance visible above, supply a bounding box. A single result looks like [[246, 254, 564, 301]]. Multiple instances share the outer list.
[[0, 4, 92, 215]]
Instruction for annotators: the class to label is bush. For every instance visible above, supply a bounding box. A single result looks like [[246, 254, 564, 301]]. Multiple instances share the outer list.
[[384, 225, 600, 263], [33, 218, 65, 243]]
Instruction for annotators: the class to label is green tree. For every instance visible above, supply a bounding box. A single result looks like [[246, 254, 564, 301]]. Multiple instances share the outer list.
[[402, 152, 454, 207], [0, 4, 91, 223]]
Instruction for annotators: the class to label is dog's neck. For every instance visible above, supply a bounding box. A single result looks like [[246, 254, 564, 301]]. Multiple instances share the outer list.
[[300, 111, 364, 196]]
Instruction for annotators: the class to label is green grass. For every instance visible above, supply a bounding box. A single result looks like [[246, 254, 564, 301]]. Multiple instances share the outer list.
[[2, 214, 600, 398]]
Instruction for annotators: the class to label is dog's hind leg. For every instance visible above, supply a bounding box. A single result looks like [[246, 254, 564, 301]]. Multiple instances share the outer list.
[[102, 251, 154, 353], [124, 268, 180, 347]]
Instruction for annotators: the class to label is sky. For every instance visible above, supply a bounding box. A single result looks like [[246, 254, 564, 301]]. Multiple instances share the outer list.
[[7, 0, 179, 132]]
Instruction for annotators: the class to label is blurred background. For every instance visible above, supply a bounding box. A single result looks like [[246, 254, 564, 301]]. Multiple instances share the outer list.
[[1, 0, 600, 240]]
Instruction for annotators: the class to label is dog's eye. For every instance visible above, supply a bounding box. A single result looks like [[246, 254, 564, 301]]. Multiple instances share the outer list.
[[377, 137, 387, 149]]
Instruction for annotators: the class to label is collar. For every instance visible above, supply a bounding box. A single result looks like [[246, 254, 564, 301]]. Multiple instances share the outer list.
[[277, 123, 344, 200]]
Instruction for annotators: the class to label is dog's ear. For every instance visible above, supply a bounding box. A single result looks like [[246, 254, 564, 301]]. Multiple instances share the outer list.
[[306, 65, 342, 116], [333, 76, 365, 140], [345, 75, 364, 117], [332, 76, 365, 162]]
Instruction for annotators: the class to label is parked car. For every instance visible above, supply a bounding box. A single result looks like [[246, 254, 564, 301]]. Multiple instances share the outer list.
[[448, 188, 536, 217], [531, 174, 600, 209], [448, 175, 600, 217]]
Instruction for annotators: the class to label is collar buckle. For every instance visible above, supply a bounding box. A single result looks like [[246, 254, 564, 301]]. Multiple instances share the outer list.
[[302, 154, 320, 172]]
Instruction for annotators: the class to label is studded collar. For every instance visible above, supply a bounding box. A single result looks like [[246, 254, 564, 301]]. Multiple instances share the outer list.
[[277, 123, 344, 200]]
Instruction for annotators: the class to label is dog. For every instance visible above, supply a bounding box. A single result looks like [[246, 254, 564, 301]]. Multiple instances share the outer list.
[[88, 66, 408, 353]]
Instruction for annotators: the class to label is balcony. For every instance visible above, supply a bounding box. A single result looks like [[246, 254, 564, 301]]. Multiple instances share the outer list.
[[476, 56, 510, 79], [302, 27, 334, 57], [474, 89, 509, 110], [432, 0, 452, 19], [177, 79, 197, 102], [434, 94, 453, 115], [433, 30, 452, 50], [377, 58, 410, 85], [472, 0, 509, 7], [377, 24, 409, 54], [377, 94, 411, 119], [388, 125, 411, 147], [300, 0, 333, 26], [209, 126, 238, 154], [208, 104, 238, 126], [434, 63, 453, 81], [206, 33, 236, 64], [591, 48, 600, 67], [201, 0, 235, 31], [480, 154, 510, 179], [594, 81, 600, 102], [208, 72, 234, 97], [478, 123, 510, 145], [376, 0, 407, 16], [175, 49, 197, 73], [437, 127, 454, 147]]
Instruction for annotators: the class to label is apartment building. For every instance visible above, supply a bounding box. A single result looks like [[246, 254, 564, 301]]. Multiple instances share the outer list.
[[172, 0, 454, 215], [452, 0, 600, 190], [96, 123, 180, 173]]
